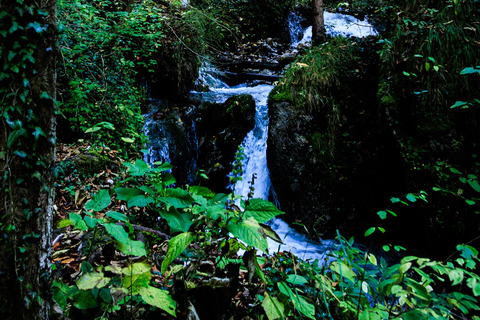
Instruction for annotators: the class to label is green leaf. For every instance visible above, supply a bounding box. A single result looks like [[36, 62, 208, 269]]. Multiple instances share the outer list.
[[106, 211, 129, 222], [128, 194, 154, 208], [377, 211, 387, 220], [116, 239, 147, 257], [158, 188, 195, 209], [262, 293, 285, 320], [77, 271, 110, 290], [7, 128, 27, 148], [466, 276, 480, 296], [468, 180, 480, 193], [160, 208, 194, 233], [57, 219, 73, 228], [451, 101, 468, 109], [260, 223, 283, 244], [405, 194, 417, 202], [460, 67, 480, 75], [390, 197, 400, 203], [457, 244, 479, 259], [121, 137, 135, 143], [124, 159, 150, 176], [115, 187, 143, 201], [330, 261, 357, 283], [189, 186, 215, 199], [69, 212, 88, 231], [364, 227, 375, 237], [104, 223, 129, 244], [406, 278, 431, 304], [244, 198, 284, 223], [85, 189, 111, 211], [286, 274, 308, 285], [122, 262, 151, 294], [227, 217, 268, 253], [161, 232, 194, 274], [450, 167, 462, 174], [72, 290, 98, 309], [448, 269, 464, 285], [84, 215, 99, 228], [138, 286, 176, 317]]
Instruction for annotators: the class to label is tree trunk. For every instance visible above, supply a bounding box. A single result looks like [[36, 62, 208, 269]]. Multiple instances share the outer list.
[[0, 0, 57, 318], [312, 0, 326, 45]]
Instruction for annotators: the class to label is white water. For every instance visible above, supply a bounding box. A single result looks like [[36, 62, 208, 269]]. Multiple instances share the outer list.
[[290, 11, 378, 48]]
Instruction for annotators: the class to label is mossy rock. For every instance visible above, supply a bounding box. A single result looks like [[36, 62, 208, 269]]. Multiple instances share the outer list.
[[72, 153, 110, 175]]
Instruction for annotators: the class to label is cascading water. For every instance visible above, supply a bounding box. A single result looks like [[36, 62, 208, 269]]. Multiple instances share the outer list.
[[289, 11, 378, 48], [143, 104, 172, 166], [144, 11, 378, 261]]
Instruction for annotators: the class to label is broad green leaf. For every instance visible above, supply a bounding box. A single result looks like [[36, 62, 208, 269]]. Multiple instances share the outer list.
[[124, 159, 150, 176], [451, 101, 468, 108], [227, 217, 268, 253], [84, 215, 99, 228], [405, 194, 417, 202], [466, 276, 480, 296], [72, 290, 98, 309], [115, 187, 143, 202], [403, 309, 427, 320], [160, 208, 194, 233], [448, 269, 464, 286], [161, 232, 194, 274], [243, 198, 284, 223], [104, 223, 129, 244], [262, 293, 285, 320], [460, 67, 480, 75], [138, 286, 176, 317], [7, 128, 27, 148], [106, 211, 129, 222], [158, 188, 195, 209], [286, 274, 308, 285], [377, 211, 387, 220], [122, 262, 151, 275], [330, 261, 357, 283], [364, 227, 375, 237], [468, 180, 480, 193], [127, 194, 154, 208], [122, 263, 151, 294], [77, 271, 110, 290], [116, 239, 147, 257], [406, 278, 431, 304], [85, 189, 111, 211], [457, 244, 479, 259], [189, 186, 216, 199], [69, 212, 87, 231]]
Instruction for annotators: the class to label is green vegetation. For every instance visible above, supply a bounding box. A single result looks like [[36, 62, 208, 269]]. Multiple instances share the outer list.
[[2, 0, 480, 318]]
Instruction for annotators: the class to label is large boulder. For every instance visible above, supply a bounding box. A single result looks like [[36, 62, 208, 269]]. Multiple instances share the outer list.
[[267, 38, 404, 238], [196, 94, 256, 192]]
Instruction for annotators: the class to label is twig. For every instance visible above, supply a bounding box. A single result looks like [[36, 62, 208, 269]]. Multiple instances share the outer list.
[[116, 222, 171, 240]]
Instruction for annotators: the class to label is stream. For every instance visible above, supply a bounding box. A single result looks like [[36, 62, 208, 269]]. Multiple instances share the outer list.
[[146, 11, 378, 262]]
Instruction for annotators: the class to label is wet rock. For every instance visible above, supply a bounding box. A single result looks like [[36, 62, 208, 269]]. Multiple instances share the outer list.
[[196, 94, 256, 192]]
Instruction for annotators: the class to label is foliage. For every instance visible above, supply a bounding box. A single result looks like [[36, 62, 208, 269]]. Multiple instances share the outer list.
[[270, 37, 361, 155], [191, 0, 296, 40], [54, 159, 285, 318]]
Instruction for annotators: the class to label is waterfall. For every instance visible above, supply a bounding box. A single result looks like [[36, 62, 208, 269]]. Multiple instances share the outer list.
[[143, 105, 172, 166], [290, 11, 378, 48]]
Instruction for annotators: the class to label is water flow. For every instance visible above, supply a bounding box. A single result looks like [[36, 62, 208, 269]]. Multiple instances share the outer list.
[[143, 106, 172, 166], [289, 11, 378, 48]]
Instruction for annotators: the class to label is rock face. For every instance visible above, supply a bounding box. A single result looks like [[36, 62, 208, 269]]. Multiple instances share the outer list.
[[267, 40, 404, 238], [196, 94, 256, 192]]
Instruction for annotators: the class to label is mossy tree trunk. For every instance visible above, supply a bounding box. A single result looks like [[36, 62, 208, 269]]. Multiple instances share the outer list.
[[312, 0, 326, 45], [0, 0, 57, 318]]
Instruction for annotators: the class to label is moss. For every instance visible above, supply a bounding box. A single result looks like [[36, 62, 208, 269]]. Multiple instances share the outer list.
[[268, 85, 294, 104]]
